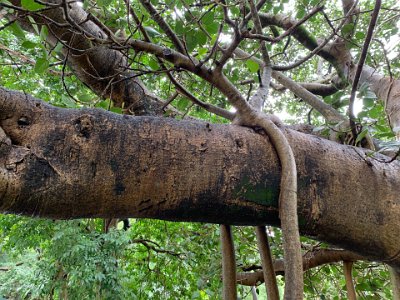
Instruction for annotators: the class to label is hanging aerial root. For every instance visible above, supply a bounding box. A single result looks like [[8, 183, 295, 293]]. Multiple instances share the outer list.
[[343, 261, 356, 300], [238, 111, 303, 300], [220, 224, 237, 300], [255, 226, 280, 300]]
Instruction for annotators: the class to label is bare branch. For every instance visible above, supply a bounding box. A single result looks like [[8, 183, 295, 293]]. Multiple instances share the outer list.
[[237, 249, 364, 286], [272, 3, 358, 71], [169, 75, 235, 120], [349, 0, 381, 136], [233, 48, 346, 123], [248, 0, 271, 111], [243, 5, 324, 44]]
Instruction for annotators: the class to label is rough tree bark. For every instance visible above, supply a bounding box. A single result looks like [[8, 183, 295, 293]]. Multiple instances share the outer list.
[[0, 87, 400, 272]]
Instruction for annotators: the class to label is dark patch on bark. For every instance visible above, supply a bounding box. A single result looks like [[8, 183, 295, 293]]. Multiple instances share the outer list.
[[90, 161, 97, 178], [110, 158, 119, 173], [12, 154, 60, 216], [373, 211, 385, 226], [74, 115, 94, 139], [41, 130, 66, 158], [17, 116, 30, 128], [159, 191, 280, 226], [114, 181, 126, 195], [302, 152, 328, 198], [23, 155, 57, 191], [110, 158, 126, 196], [235, 138, 244, 148]]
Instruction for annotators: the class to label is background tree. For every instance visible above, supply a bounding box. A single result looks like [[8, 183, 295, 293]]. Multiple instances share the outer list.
[[0, 0, 400, 298]]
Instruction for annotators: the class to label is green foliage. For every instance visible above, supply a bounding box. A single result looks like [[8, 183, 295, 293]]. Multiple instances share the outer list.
[[0, 217, 130, 299], [246, 60, 260, 73], [20, 0, 44, 11], [0, 217, 225, 299]]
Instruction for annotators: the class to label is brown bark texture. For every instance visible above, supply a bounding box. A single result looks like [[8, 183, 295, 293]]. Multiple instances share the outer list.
[[0, 87, 400, 270]]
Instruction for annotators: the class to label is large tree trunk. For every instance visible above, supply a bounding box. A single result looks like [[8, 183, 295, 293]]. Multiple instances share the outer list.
[[0, 87, 400, 270]]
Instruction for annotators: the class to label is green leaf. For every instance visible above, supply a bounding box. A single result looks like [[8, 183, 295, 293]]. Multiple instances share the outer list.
[[149, 261, 156, 270], [61, 95, 77, 108], [34, 57, 49, 74], [273, 3, 283, 14], [357, 111, 368, 118], [97, 0, 112, 7], [96, 99, 112, 109], [246, 60, 259, 73], [196, 30, 208, 46], [363, 97, 374, 108], [144, 26, 161, 38], [27, 16, 40, 34], [8, 22, 26, 40], [176, 98, 190, 110], [205, 22, 219, 35], [355, 128, 369, 145], [368, 107, 381, 118], [175, 20, 185, 35], [21, 0, 45, 11], [296, 7, 306, 19], [111, 107, 122, 114], [198, 47, 208, 58], [21, 41, 37, 49], [185, 31, 198, 52], [341, 24, 354, 36], [53, 42, 64, 54], [78, 94, 93, 102], [355, 31, 365, 39], [202, 12, 214, 25], [230, 6, 240, 16], [148, 58, 159, 70], [40, 25, 48, 41]]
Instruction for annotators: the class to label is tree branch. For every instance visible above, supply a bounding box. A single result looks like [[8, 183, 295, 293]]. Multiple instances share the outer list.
[[6, 0, 164, 115], [232, 48, 346, 123], [237, 249, 363, 286], [348, 0, 381, 136]]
